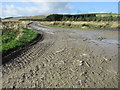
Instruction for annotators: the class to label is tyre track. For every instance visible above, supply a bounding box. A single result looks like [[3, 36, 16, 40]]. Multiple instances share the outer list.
[[2, 22, 57, 76], [2, 22, 118, 88]]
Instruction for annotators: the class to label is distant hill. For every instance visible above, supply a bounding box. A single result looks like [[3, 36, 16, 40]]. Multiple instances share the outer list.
[[45, 14, 96, 21], [2, 13, 119, 21], [44, 14, 119, 21], [2, 15, 49, 21], [3, 17, 14, 19]]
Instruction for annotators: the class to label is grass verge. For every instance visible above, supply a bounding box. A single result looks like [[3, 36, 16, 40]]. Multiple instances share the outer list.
[[1, 28, 38, 54], [41, 23, 109, 29], [40, 21, 119, 29]]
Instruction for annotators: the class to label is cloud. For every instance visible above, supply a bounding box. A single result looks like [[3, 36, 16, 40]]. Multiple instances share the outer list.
[[87, 11, 111, 14], [99, 11, 111, 13], [1, 2, 75, 18]]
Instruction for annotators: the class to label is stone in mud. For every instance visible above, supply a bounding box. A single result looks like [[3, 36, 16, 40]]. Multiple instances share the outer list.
[[78, 80, 86, 85], [82, 54, 89, 57], [103, 57, 111, 61], [56, 48, 65, 53], [80, 61, 84, 66], [85, 61, 91, 67], [80, 71, 87, 76], [35, 65, 39, 71]]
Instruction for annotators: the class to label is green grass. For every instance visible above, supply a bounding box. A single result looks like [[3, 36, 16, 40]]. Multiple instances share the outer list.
[[1, 28, 38, 53]]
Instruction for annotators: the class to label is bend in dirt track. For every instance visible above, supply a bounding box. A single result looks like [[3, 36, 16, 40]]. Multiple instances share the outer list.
[[2, 22, 118, 88]]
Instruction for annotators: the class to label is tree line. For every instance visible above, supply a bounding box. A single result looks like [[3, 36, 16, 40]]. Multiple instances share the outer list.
[[19, 14, 119, 21]]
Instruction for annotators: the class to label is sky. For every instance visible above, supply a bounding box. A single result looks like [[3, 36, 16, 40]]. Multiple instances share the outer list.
[[0, 2, 118, 18]]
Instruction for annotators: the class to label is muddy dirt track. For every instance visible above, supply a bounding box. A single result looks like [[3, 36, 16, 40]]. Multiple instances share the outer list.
[[2, 22, 119, 88]]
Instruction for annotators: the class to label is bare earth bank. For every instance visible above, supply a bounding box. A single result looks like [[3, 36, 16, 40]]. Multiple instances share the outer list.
[[2, 22, 119, 88]]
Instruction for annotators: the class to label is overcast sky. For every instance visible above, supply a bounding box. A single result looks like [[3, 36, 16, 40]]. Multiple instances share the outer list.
[[1, 2, 118, 18]]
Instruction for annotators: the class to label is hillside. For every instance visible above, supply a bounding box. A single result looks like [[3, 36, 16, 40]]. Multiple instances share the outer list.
[[2, 14, 49, 21], [2, 13, 119, 22]]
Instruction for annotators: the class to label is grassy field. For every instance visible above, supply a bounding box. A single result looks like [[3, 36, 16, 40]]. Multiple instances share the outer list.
[[40, 21, 119, 29], [1, 21, 38, 54]]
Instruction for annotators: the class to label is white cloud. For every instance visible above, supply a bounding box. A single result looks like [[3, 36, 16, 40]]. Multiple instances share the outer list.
[[1, 2, 75, 18], [99, 11, 111, 13], [88, 11, 112, 14]]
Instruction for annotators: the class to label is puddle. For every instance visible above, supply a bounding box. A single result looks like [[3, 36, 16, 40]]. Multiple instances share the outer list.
[[89, 40, 120, 44], [102, 40, 120, 44], [66, 38, 77, 41]]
